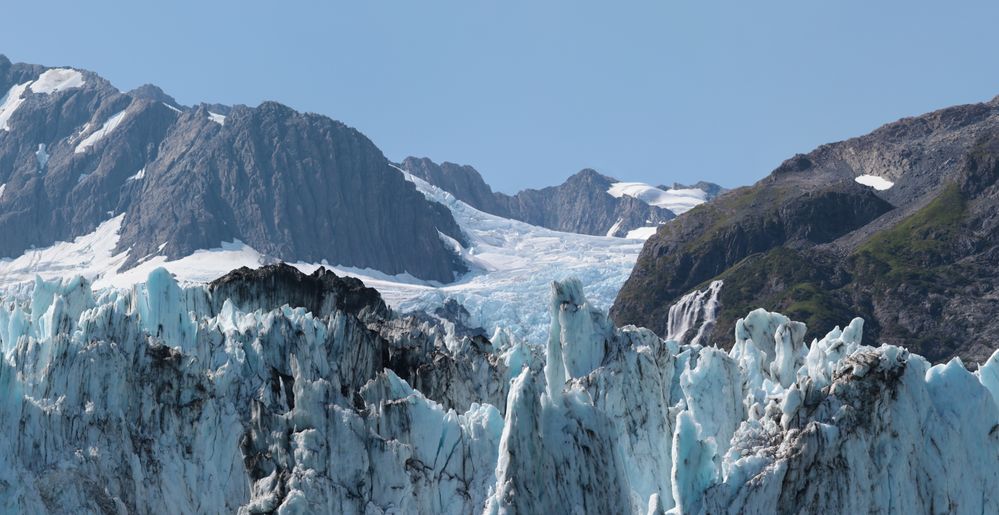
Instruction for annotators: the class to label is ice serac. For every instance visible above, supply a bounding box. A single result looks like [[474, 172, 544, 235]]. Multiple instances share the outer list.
[[1, 266, 998, 513], [0, 265, 512, 513]]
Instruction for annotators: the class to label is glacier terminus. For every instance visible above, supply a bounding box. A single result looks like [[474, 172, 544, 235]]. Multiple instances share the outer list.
[[0, 266, 996, 513]]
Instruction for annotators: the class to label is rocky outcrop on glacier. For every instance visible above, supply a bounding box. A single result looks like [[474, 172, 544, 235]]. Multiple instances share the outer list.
[[0, 55, 465, 281], [207, 263, 389, 321], [1, 266, 997, 513]]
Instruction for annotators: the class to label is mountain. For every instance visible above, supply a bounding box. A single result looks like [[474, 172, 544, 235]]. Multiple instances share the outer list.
[[1, 265, 996, 513], [0, 155, 646, 347], [613, 94, 999, 363], [0, 55, 465, 282], [399, 156, 725, 238]]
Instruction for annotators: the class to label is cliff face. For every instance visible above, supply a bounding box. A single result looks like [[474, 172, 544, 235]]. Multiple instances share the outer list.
[[0, 56, 465, 282], [613, 95, 999, 363]]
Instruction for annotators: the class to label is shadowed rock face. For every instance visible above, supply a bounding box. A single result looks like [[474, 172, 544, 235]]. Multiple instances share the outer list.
[[0, 55, 465, 282], [400, 156, 716, 237], [613, 94, 999, 363], [208, 263, 389, 320]]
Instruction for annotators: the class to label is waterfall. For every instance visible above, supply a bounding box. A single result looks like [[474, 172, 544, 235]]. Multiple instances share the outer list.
[[666, 280, 722, 345]]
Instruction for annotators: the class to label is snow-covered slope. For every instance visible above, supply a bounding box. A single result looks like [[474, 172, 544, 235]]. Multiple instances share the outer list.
[[0, 81, 32, 131], [0, 269, 995, 513], [389, 168, 645, 343], [607, 181, 708, 215], [607, 181, 711, 238], [0, 169, 643, 345], [74, 109, 129, 153]]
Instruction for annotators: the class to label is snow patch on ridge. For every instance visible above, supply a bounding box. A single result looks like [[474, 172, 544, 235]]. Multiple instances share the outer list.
[[607, 181, 708, 214], [625, 226, 659, 239], [0, 81, 33, 131], [606, 218, 624, 237], [75, 109, 129, 153], [855, 174, 894, 190], [126, 168, 146, 182], [35, 144, 49, 171], [208, 112, 226, 125], [30, 68, 85, 94]]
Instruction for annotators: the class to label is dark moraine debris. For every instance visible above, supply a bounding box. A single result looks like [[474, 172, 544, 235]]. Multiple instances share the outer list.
[[208, 263, 389, 320]]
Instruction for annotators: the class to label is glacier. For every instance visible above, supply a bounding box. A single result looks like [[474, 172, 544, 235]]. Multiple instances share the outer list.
[[0, 165, 644, 348], [0, 265, 996, 513]]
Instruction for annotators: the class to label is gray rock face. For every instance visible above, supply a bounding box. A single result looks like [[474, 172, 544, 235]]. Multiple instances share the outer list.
[[400, 156, 719, 236], [0, 55, 465, 282], [400, 157, 507, 214], [501, 168, 675, 236], [613, 94, 999, 363]]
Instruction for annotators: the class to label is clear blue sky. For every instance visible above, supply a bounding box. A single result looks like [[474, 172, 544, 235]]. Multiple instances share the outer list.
[[2, 1, 998, 193]]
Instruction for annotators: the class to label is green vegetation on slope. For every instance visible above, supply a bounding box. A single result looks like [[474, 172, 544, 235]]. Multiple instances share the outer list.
[[708, 184, 968, 346], [851, 183, 967, 290], [712, 247, 854, 344]]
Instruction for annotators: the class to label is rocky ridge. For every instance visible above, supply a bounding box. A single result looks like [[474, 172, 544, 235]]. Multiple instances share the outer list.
[[400, 156, 724, 237], [0, 55, 465, 282], [613, 94, 999, 363]]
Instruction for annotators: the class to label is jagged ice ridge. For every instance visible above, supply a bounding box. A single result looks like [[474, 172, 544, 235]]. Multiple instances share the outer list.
[[0, 268, 996, 513]]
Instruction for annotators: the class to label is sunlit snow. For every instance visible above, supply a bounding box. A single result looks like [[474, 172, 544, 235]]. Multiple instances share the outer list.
[[625, 226, 659, 239], [208, 112, 226, 125], [75, 110, 129, 153], [0, 215, 128, 290], [607, 181, 707, 214], [30, 68, 85, 94], [854, 174, 894, 190], [389, 167, 644, 342], [35, 144, 49, 170], [127, 168, 146, 181], [0, 81, 32, 131], [605, 218, 624, 237]]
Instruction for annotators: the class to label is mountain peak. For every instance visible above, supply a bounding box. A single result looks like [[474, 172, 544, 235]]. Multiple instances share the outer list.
[[0, 57, 467, 283], [128, 84, 181, 107], [568, 168, 616, 184]]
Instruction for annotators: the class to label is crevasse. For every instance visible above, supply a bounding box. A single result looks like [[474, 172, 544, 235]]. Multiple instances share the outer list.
[[0, 269, 996, 514]]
